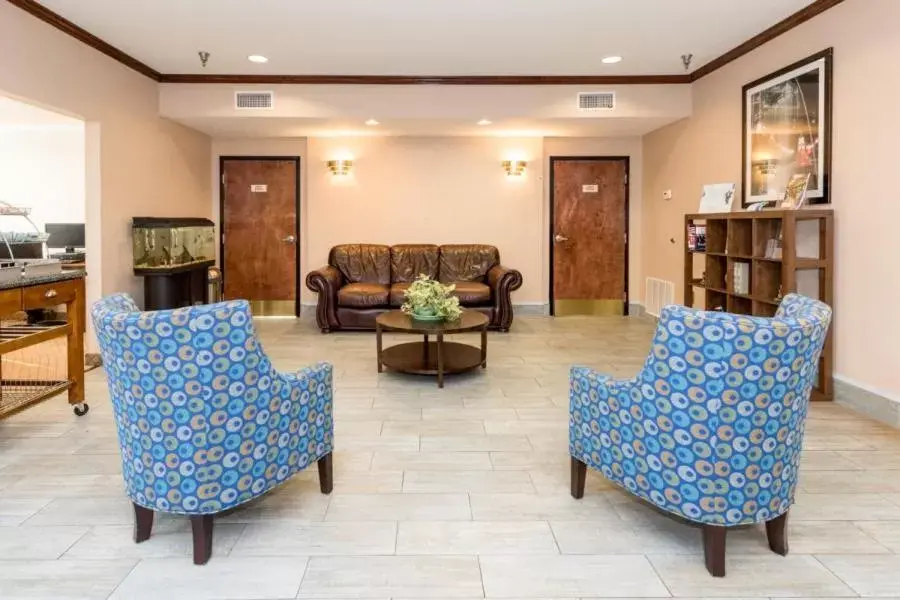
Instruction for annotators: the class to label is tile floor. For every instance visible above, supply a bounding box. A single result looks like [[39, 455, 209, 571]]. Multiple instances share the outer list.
[[2, 314, 900, 599]]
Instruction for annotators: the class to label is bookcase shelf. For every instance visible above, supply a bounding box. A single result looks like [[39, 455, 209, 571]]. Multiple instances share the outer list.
[[684, 209, 834, 401]]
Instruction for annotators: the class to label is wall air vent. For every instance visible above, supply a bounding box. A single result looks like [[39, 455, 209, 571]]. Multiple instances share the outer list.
[[577, 92, 615, 111], [235, 91, 274, 110]]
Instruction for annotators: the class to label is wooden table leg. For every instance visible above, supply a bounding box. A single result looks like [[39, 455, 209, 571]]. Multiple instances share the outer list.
[[423, 334, 429, 365], [436, 332, 444, 388], [67, 278, 86, 415], [481, 325, 487, 368], [376, 323, 383, 373]]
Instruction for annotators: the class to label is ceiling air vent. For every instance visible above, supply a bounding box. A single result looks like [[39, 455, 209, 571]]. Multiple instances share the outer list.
[[577, 92, 615, 111], [235, 91, 274, 110]]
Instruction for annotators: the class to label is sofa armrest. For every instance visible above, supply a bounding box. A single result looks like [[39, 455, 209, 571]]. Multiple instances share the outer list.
[[307, 265, 343, 292], [486, 265, 523, 331], [305, 266, 343, 332]]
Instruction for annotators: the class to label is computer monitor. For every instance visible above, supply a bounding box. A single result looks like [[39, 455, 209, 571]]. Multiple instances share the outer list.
[[45, 223, 86, 252]]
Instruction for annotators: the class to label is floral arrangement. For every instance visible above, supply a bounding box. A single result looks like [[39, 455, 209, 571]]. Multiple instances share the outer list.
[[401, 274, 462, 321]]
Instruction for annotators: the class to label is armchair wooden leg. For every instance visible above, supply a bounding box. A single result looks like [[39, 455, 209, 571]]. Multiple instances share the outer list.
[[133, 503, 153, 543], [318, 452, 334, 494], [190, 514, 214, 565], [570, 457, 587, 499], [766, 512, 789, 556], [703, 524, 727, 577]]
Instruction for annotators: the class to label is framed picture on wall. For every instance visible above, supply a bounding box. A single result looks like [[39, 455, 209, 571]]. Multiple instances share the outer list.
[[742, 48, 833, 207]]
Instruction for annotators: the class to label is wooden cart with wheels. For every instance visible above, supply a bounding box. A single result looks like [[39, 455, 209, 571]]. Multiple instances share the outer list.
[[0, 272, 87, 419]]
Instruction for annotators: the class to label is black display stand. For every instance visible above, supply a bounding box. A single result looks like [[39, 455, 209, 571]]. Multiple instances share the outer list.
[[139, 261, 214, 311]]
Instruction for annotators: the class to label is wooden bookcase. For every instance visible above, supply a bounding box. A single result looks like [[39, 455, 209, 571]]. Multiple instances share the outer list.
[[684, 209, 834, 401]]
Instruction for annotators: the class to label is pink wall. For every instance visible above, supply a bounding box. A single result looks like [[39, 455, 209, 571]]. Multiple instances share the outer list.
[[642, 0, 900, 397], [211, 136, 645, 308], [160, 82, 691, 125], [306, 136, 544, 304], [0, 1, 212, 310]]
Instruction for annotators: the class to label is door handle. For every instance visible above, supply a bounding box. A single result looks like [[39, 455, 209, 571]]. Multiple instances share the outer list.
[[281, 235, 296, 244], [554, 234, 569, 243]]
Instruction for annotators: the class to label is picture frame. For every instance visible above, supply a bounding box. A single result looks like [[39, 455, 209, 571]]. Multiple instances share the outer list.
[[742, 48, 832, 207]]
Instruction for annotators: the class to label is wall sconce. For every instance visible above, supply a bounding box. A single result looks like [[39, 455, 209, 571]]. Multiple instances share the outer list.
[[327, 159, 353, 176], [502, 160, 527, 176]]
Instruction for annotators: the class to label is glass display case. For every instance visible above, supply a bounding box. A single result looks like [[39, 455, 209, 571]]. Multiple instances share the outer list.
[[132, 217, 215, 274]]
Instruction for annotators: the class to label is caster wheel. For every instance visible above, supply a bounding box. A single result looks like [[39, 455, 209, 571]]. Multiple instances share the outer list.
[[73, 403, 90, 417]]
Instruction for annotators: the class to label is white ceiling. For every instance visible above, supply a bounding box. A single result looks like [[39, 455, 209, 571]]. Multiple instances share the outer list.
[[38, 0, 814, 76], [173, 116, 679, 139]]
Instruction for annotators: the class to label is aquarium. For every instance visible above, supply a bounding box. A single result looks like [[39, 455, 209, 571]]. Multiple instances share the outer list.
[[132, 217, 215, 273]]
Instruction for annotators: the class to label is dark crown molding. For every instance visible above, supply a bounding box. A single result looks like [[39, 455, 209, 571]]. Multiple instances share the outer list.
[[690, 0, 847, 81], [8, 0, 845, 86], [158, 74, 690, 85], [7, 0, 161, 81]]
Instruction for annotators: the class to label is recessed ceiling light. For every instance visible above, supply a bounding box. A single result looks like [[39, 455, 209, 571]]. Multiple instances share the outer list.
[[477, 119, 492, 126], [601, 56, 623, 64], [248, 55, 269, 64], [365, 118, 379, 126]]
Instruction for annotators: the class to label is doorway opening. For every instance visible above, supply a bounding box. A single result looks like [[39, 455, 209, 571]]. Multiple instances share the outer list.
[[0, 95, 86, 261], [548, 156, 629, 316], [219, 157, 301, 316]]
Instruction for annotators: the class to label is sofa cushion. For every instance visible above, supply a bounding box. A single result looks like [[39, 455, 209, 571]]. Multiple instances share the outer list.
[[337, 283, 390, 308], [391, 244, 439, 283], [449, 281, 491, 305], [439, 244, 499, 283], [330, 244, 391, 284], [389, 283, 410, 307]]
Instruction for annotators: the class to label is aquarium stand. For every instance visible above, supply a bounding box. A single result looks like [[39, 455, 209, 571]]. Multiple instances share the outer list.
[[138, 260, 214, 311], [131, 217, 215, 310]]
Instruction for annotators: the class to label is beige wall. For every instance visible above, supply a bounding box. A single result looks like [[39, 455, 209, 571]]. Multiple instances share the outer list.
[[543, 137, 643, 304], [0, 1, 212, 313], [642, 0, 900, 397], [160, 83, 692, 134], [305, 136, 544, 304], [212, 136, 643, 307]]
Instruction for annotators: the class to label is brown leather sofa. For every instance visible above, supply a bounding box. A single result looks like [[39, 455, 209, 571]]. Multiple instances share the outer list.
[[306, 244, 523, 332]]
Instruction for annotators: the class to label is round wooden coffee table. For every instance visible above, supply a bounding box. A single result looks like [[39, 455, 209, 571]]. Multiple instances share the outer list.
[[375, 310, 489, 388]]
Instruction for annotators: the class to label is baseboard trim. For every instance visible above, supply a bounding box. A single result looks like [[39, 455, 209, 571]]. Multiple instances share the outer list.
[[628, 303, 646, 318], [299, 302, 316, 318], [515, 303, 647, 317], [834, 374, 900, 428]]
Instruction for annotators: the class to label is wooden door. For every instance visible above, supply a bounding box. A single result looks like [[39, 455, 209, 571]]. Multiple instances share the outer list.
[[221, 158, 299, 316], [550, 158, 628, 316]]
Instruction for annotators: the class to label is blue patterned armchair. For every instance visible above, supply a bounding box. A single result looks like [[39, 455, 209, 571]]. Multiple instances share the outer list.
[[92, 294, 334, 564], [569, 294, 831, 576]]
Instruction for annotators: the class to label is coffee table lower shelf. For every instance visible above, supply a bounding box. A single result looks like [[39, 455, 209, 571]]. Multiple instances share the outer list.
[[379, 341, 485, 387]]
